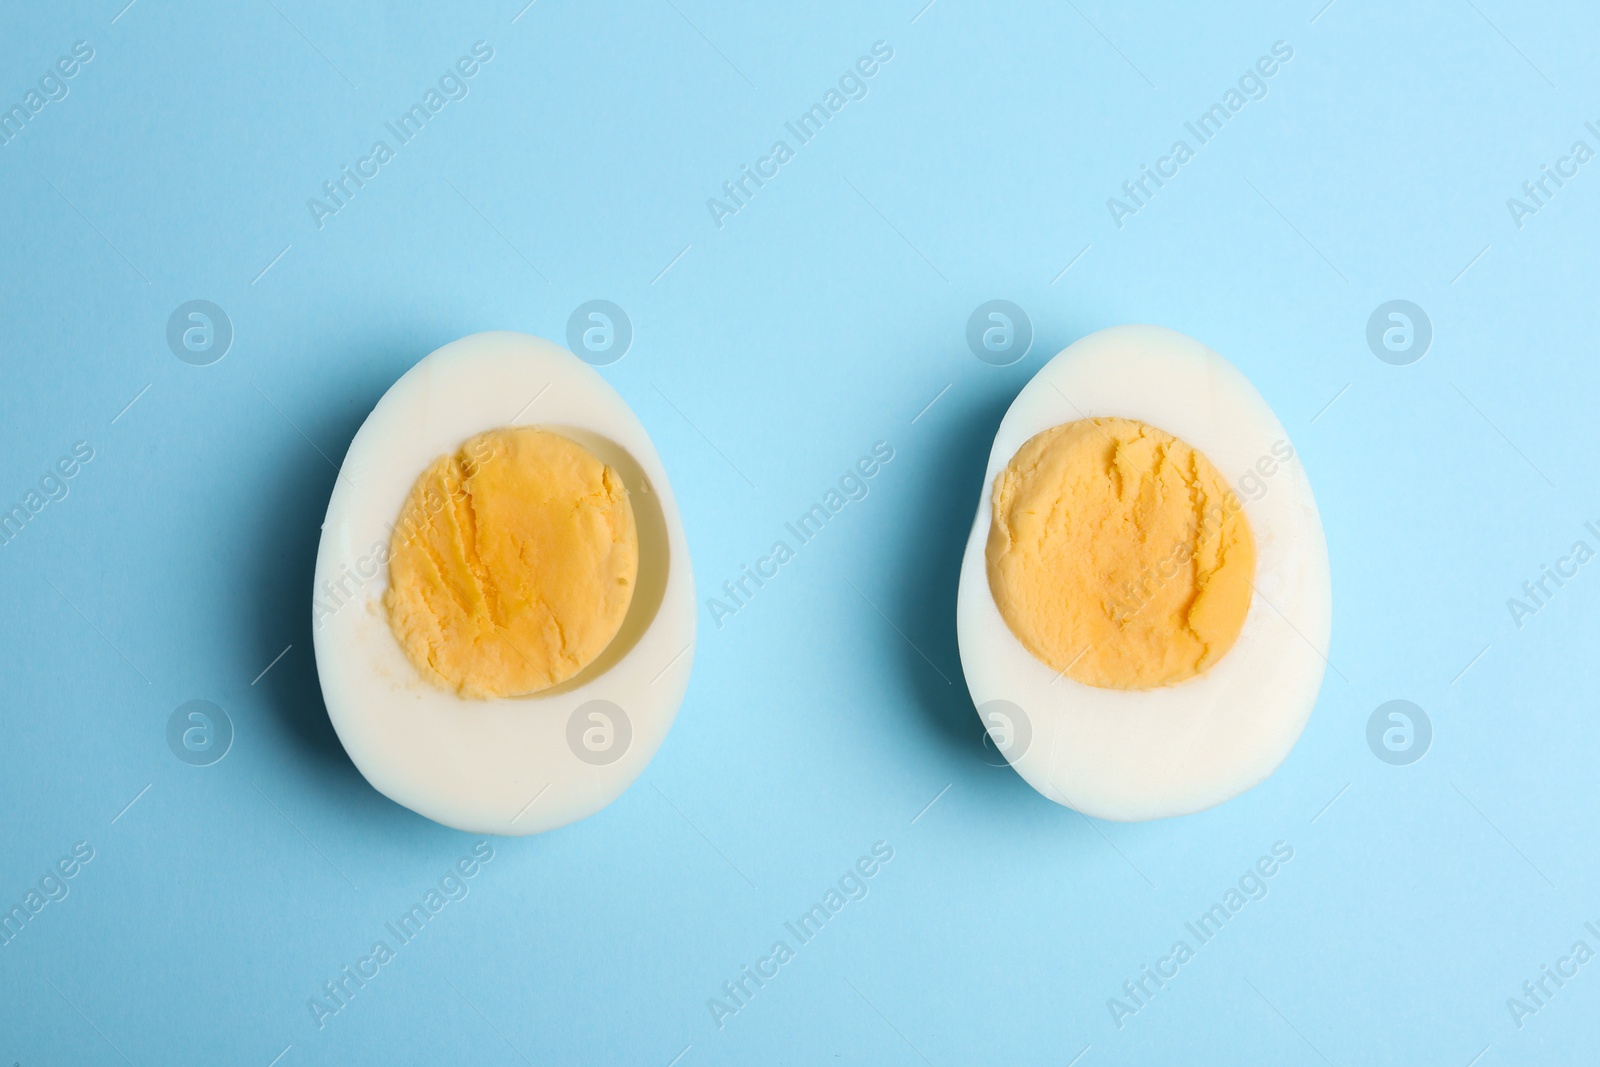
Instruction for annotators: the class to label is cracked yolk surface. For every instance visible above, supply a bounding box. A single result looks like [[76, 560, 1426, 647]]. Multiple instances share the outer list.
[[383, 426, 637, 699], [986, 417, 1255, 690]]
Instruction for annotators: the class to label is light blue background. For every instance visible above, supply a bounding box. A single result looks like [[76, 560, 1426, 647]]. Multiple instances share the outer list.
[[3, 1, 1598, 1063]]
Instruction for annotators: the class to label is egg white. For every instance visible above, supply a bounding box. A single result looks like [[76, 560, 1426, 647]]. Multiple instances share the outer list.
[[312, 332, 695, 836], [956, 325, 1331, 821]]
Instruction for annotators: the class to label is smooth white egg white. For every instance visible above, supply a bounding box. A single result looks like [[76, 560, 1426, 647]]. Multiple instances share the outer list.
[[313, 332, 695, 835], [956, 325, 1331, 821]]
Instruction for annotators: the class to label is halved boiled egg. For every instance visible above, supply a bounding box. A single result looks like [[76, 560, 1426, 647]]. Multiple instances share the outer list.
[[312, 332, 695, 835], [956, 326, 1331, 821]]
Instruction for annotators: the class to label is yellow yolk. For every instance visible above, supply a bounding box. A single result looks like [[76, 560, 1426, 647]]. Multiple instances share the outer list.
[[986, 417, 1255, 689], [383, 427, 638, 699]]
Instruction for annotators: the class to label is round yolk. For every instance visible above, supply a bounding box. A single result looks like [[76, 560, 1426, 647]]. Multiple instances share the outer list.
[[383, 427, 638, 699], [986, 417, 1256, 690]]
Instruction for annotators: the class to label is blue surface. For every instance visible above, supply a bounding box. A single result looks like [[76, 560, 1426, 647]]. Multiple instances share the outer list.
[[2, 1, 1597, 1063]]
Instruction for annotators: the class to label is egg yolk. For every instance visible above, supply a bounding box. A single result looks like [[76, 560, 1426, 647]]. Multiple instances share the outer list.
[[986, 417, 1255, 690], [383, 427, 638, 699]]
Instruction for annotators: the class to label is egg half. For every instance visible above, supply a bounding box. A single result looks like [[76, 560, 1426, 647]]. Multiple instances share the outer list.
[[956, 325, 1331, 821], [312, 331, 695, 835]]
